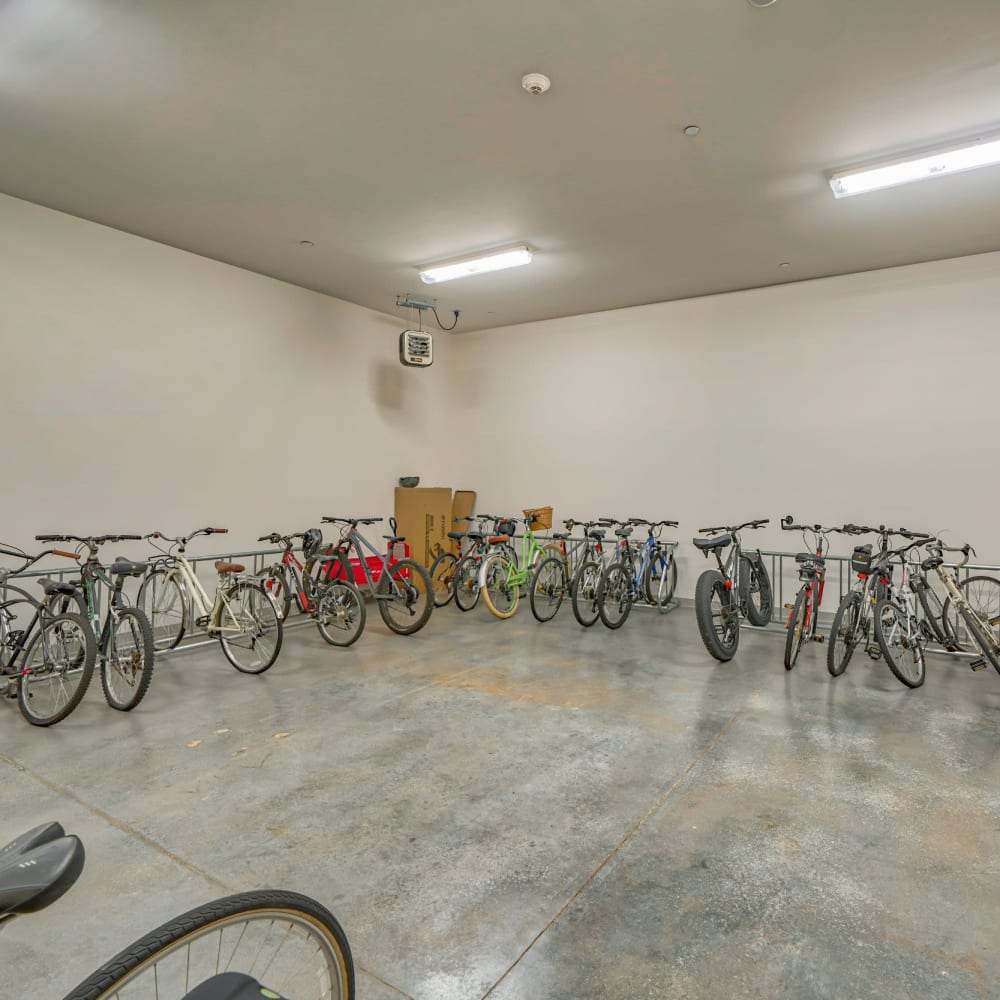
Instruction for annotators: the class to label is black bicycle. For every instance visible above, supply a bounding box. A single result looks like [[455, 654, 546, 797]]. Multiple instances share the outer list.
[[0, 821, 355, 1000], [0, 544, 97, 726], [36, 534, 156, 712], [692, 519, 772, 661]]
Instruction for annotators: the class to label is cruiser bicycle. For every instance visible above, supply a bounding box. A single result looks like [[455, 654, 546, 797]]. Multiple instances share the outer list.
[[479, 513, 561, 619]]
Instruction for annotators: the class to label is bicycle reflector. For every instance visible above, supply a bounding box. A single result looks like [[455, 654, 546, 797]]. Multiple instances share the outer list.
[[399, 330, 433, 368]]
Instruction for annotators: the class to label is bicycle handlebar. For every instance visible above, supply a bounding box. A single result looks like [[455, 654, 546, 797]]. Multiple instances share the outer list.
[[698, 519, 769, 534], [322, 516, 383, 525]]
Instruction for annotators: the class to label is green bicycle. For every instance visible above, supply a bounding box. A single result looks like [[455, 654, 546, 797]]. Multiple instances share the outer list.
[[480, 513, 561, 619]]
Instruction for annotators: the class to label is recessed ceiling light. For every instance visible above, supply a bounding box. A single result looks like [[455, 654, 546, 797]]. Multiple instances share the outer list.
[[748, 0, 778, 7], [297, 240, 314, 247], [418, 245, 533, 284], [779, 262, 790, 268], [683, 125, 701, 137], [828, 131, 1000, 197]]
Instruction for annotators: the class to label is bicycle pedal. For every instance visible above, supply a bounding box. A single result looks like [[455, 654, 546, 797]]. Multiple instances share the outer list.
[[812, 635, 826, 644], [783, 603, 794, 610], [970, 658, 987, 672], [194, 615, 210, 629]]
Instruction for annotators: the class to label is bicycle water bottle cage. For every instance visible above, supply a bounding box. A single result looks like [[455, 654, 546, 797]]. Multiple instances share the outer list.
[[851, 544, 873, 575], [301, 528, 324, 560]]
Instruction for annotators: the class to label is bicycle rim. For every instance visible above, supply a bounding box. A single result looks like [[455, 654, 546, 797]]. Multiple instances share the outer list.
[[137, 569, 187, 650], [599, 565, 631, 629], [219, 583, 282, 673], [530, 557, 565, 622], [377, 559, 433, 634], [316, 583, 366, 647], [483, 556, 518, 618], [17, 614, 95, 726], [875, 600, 925, 688], [572, 562, 601, 627], [101, 609, 154, 711]]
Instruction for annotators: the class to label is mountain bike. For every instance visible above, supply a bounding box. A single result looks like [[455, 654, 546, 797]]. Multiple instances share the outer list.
[[570, 520, 616, 627], [779, 516, 850, 670], [136, 528, 282, 673], [0, 544, 96, 726], [637, 519, 680, 611], [320, 516, 433, 634], [1, 822, 355, 1000], [36, 534, 156, 712], [256, 530, 366, 647], [692, 519, 772, 661], [526, 520, 584, 623], [479, 513, 561, 619]]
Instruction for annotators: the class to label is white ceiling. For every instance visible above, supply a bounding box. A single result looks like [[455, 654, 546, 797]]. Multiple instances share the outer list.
[[2, 0, 999, 331]]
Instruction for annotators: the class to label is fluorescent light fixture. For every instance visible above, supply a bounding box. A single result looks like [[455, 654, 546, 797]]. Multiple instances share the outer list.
[[829, 132, 1000, 198], [418, 244, 533, 284]]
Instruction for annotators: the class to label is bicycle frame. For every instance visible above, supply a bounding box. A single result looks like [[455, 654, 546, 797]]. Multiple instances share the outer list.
[[322, 526, 406, 599], [487, 524, 549, 589], [162, 554, 247, 637]]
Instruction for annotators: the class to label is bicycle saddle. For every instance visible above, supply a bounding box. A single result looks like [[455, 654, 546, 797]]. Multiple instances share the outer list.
[[182, 972, 286, 1000], [0, 834, 84, 919], [466, 531, 485, 541], [588, 529, 606, 540], [922, 555, 944, 570], [693, 534, 732, 551], [111, 558, 147, 578], [447, 531, 465, 541], [614, 526, 633, 538], [37, 578, 76, 596], [383, 535, 406, 544], [552, 532, 569, 540], [214, 561, 245, 575], [0, 822, 65, 863], [488, 534, 510, 545]]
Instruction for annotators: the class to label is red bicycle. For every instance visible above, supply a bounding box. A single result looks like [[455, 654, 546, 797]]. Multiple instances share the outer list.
[[256, 530, 366, 647], [780, 516, 850, 669]]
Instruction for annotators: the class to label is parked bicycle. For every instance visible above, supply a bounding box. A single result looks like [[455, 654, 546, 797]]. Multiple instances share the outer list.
[[479, 512, 562, 619], [779, 516, 849, 670], [256, 530, 366, 647], [0, 544, 96, 726], [596, 518, 679, 629], [692, 519, 772, 661], [320, 516, 433, 634], [36, 534, 156, 712], [451, 516, 521, 613], [571, 519, 617, 627], [136, 528, 282, 673], [429, 513, 501, 608], [1, 821, 355, 999], [526, 519, 582, 623]]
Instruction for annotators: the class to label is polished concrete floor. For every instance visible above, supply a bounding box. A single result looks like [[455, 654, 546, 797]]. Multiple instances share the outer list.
[[3, 602, 999, 1000]]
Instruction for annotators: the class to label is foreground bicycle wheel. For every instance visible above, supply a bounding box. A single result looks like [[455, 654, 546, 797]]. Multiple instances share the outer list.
[[783, 589, 808, 670], [873, 598, 925, 688], [959, 607, 1000, 676], [571, 560, 602, 627], [943, 575, 1000, 650], [429, 552, 458, 607], [598, 563, 633, 629], [136, 569, 188, 650], [828, 591, 862, 676], [643, 551, 677, 611], [453, 555, 482, 612], [316, 581, 366, 647], [101, 607, 155, 711], [17, 612, 96, 726], [64, 889, 354, 1000], [529, 556, 567, 623], [694, 570, 739, 661], [219, 581, 283, 673], [741, 557, 773, 627], [257, 563, 294, 621], [481, 553, 519, 619], [377, 558, 433, 634]]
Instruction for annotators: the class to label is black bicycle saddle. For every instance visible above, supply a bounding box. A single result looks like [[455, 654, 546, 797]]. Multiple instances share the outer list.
[[183, 972, 288, 1000], [0, 834, 85, 919]]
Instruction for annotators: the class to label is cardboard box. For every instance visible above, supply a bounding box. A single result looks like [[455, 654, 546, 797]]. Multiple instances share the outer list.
[[394, 487, 477, 568]]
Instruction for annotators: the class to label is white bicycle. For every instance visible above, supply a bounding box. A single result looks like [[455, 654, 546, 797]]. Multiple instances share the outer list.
[[136, 527, 282, 673]]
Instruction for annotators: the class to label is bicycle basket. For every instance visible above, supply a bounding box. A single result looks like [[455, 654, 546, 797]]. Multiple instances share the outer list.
[[496, 520, 516, 538], [523, 506, 553, 531], [851, 544, 873, 574], [302, 527, 323, 560]]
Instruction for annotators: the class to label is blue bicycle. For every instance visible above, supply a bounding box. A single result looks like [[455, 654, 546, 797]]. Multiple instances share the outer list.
[[597, 518, 679, 629]]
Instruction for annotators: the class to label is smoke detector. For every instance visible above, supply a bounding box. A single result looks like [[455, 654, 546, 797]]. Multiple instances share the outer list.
[[521, 73, 551, 95]]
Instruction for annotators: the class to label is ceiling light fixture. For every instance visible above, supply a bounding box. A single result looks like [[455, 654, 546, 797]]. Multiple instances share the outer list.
[[829, 132, 1000, 198], [683, 125, 701, 137], [748, 0, 778, 7], [418, 245, 533, 284], [297, 240, 314, 247]]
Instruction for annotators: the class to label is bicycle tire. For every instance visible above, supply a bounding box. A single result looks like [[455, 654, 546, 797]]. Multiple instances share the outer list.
[[219, 580, 283, 673], [695, 569, 739, 661], [828, 590, 862, 676], [63, 889, 355, 1000], [529, 556, 567, 623], [481, 553, 519, 619], [453, 555, 482, 612], [571, 560, 602, 627], [643, 551, 677, 611], [598, 563, 633, 629], [783, 588, 808, 670], [136, 568, 188, 650], [257, 563, 294, 621], [742, 556, 773, 627], [914, 578, 956, 649], [316, 581, 366, 647], [959, 606, 1000, 676], [873, 598, 925, 689], [44, 588, 87, 620], [943, 575, 1000, 651], [17, 612, 96, 727], [100, 607, 155, 711], [429, 552, 459, 608], [377, 558, 433, 634]]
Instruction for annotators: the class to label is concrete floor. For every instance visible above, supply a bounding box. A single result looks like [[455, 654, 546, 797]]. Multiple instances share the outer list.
[[3, 603, 999, 1000]]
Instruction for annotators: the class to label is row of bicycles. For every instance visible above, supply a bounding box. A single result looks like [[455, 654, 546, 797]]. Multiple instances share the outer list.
[[0, 518, 433, 727], [692, 515, 1000, 689], [429, 511, 680, 628]]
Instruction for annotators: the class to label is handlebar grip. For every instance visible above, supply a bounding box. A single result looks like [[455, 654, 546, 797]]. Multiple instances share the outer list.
[[119, 535, 142, 541], [257, 535, 270, 542], [35, 535, 61, 542], [52, 550, 80, 560], [212, 528, 228, 534]]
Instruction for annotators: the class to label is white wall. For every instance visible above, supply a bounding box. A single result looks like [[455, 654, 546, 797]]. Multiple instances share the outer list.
[[447, 252, 1000, 598], [0, 194, 449, 559]]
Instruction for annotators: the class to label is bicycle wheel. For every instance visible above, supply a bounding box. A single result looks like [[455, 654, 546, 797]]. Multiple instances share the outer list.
[[914, 578, 956, 649], [695, 569, 739, 661], [783, 588, 808, 671], [63, 889, 354, 1000], [828, 591, 863, 677], [643, 550, 677, 611], [429, 552, 458, 608], [571, 560, 602, 627], [959, 606, 1000, 676], [17, 613, 96, 727], [529, 556, 567, 623], [377, 558, 433, 634], [136, 568, 188, 651], [219, 581, 283, 674], [453, 555, 482, 612], [481, 553, 519, 619], [257, 563, 293, 621], [874, 598, 925, 688], [742, 556, 773, 627], [101, 607, 156, 711], [316, 581, 366, 647], [598, 563, 633, 629], [943, 575, 1000, 650]]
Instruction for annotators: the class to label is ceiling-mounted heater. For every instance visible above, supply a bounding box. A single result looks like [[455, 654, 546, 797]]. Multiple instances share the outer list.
[[399, 329, 433, 367]]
